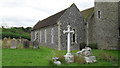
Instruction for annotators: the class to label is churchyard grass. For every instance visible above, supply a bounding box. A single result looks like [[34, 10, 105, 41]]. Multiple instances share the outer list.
[[2, 46, 119, 66]]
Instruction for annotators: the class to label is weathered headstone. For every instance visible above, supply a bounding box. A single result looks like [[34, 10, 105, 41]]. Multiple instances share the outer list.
[[23, 40, 30, 48], [16, 39, 22, 48], [52, 57, 61, 65], [76, 47, 96, 63], [3, 37, 7, 48], [33, 40, 39, 48], [63, 25, 74, 64], [10, 38, 17, 49]]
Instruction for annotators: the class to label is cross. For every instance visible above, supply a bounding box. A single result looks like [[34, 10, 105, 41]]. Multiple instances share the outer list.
[[63, 25, 74, 55]]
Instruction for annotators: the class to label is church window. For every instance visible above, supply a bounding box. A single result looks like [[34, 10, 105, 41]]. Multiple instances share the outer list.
[[97, 11, 101, 18], [35, 31, 38, 40], [45, 29, 47, 43], [51, 28, 54, 43], [40, 31, 41, 42], [73, 29, 76, 43], [119, 27, 120, 36]]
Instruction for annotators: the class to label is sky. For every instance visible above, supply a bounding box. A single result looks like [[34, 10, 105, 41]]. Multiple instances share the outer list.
[[0, 0, 94, 28]]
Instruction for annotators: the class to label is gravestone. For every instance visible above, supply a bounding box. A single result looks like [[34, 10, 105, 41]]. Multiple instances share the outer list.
[[76, 47, 96, 63], [10, 38, 17, 49], [33, 40, 39, 48], [23, 40, 30, 48], [52, 57, 61, 65], [3, 37, 7, 48], [16, 39, 23, 48], [32, 31, 39, 48], [63, 25, 74, 64]]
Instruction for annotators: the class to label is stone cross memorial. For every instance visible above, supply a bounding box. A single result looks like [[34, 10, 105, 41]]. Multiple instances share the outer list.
[[63, 25, 74, 63]]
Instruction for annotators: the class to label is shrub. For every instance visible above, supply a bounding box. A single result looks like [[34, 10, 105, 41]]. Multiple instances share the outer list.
[[54, 52, 66, 64], [49, 51, 65, 65], [88, 43, 98, 49], [98, 52, 118, 62], [79, 42, 86, 50], [49, 59, 56, 66], [74, 55, 86, 64], [2, 32, 30, 40]]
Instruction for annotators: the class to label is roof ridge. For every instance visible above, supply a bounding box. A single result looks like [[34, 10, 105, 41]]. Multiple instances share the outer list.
[[32, 8, 67, 31], [40, 8, 68, 22], [81, 7, 94, 12]]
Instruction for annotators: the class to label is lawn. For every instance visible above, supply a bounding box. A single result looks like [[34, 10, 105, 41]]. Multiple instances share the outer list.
[[2, 46, 119, 66]]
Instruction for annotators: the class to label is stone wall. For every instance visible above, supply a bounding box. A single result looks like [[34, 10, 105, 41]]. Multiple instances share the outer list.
[[31, 25, 59, 49], [87, 13, 95, 44], [59, 4, 86, 50], [93, 2, 119, 49]]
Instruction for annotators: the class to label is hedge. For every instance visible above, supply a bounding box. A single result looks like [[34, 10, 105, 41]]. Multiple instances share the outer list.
[[2, 32, 30, 40]]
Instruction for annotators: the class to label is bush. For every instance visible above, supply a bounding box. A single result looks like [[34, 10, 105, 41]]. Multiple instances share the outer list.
[[49, 51, 65, 65], [2, 32, 30, 40], [79, 42, 86, 50], [2, 27, 31, 40], [54, 52, 66, 64], [88, 43, 98, 49], [98, 52, 118, 62], [74, 55, 86, 64], [49, 60, 56, 66]]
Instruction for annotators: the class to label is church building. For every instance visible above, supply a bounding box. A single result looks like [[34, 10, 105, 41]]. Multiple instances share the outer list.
[[31, 4, 86, 50], [31, 1, 120, 50], [85, 1, 120, 50]]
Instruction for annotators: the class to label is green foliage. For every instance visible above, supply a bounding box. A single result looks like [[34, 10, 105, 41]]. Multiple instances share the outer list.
[[2, 27, 31, 40], [88, 43, 98, 49], [79, 42, 86, 50], [74, 55, 86, 64], [53, 51, 66, 64], [98, 52, 118, 62], [2, 32, 30, 40], [2, 46, 119, 66], [49, 60, 55, 66], [81, 7, 94, 20]]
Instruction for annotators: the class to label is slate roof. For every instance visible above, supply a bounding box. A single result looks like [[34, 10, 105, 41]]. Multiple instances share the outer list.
[[32, 4, 94, 31], [32, 8, 67, 31], [81, 7, 94, 20]]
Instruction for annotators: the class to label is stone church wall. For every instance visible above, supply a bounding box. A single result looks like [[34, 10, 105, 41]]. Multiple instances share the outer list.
[[59, 4, 86, 50], [93, 2, 119, 49], [31, 25, 59, 49], [87, 13, 95, 44]]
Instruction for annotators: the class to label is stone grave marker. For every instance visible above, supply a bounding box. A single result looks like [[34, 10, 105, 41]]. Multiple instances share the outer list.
[[10, 38, 17, 49], [3, 37, 7, 48], [23, 40, 30, 48], [33, 40, 39, 48], [52, 57, 61, 65], [76, 47, 96, 63]]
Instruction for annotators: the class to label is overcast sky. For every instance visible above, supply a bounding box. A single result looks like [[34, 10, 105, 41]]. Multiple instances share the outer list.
[[0, 0, 94, 28]]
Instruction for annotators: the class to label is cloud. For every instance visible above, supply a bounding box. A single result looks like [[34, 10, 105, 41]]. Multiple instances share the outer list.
[[0, 0, 94, 27]]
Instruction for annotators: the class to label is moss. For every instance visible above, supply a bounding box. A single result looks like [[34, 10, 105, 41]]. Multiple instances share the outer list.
[[81, 7, 94, 20]]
